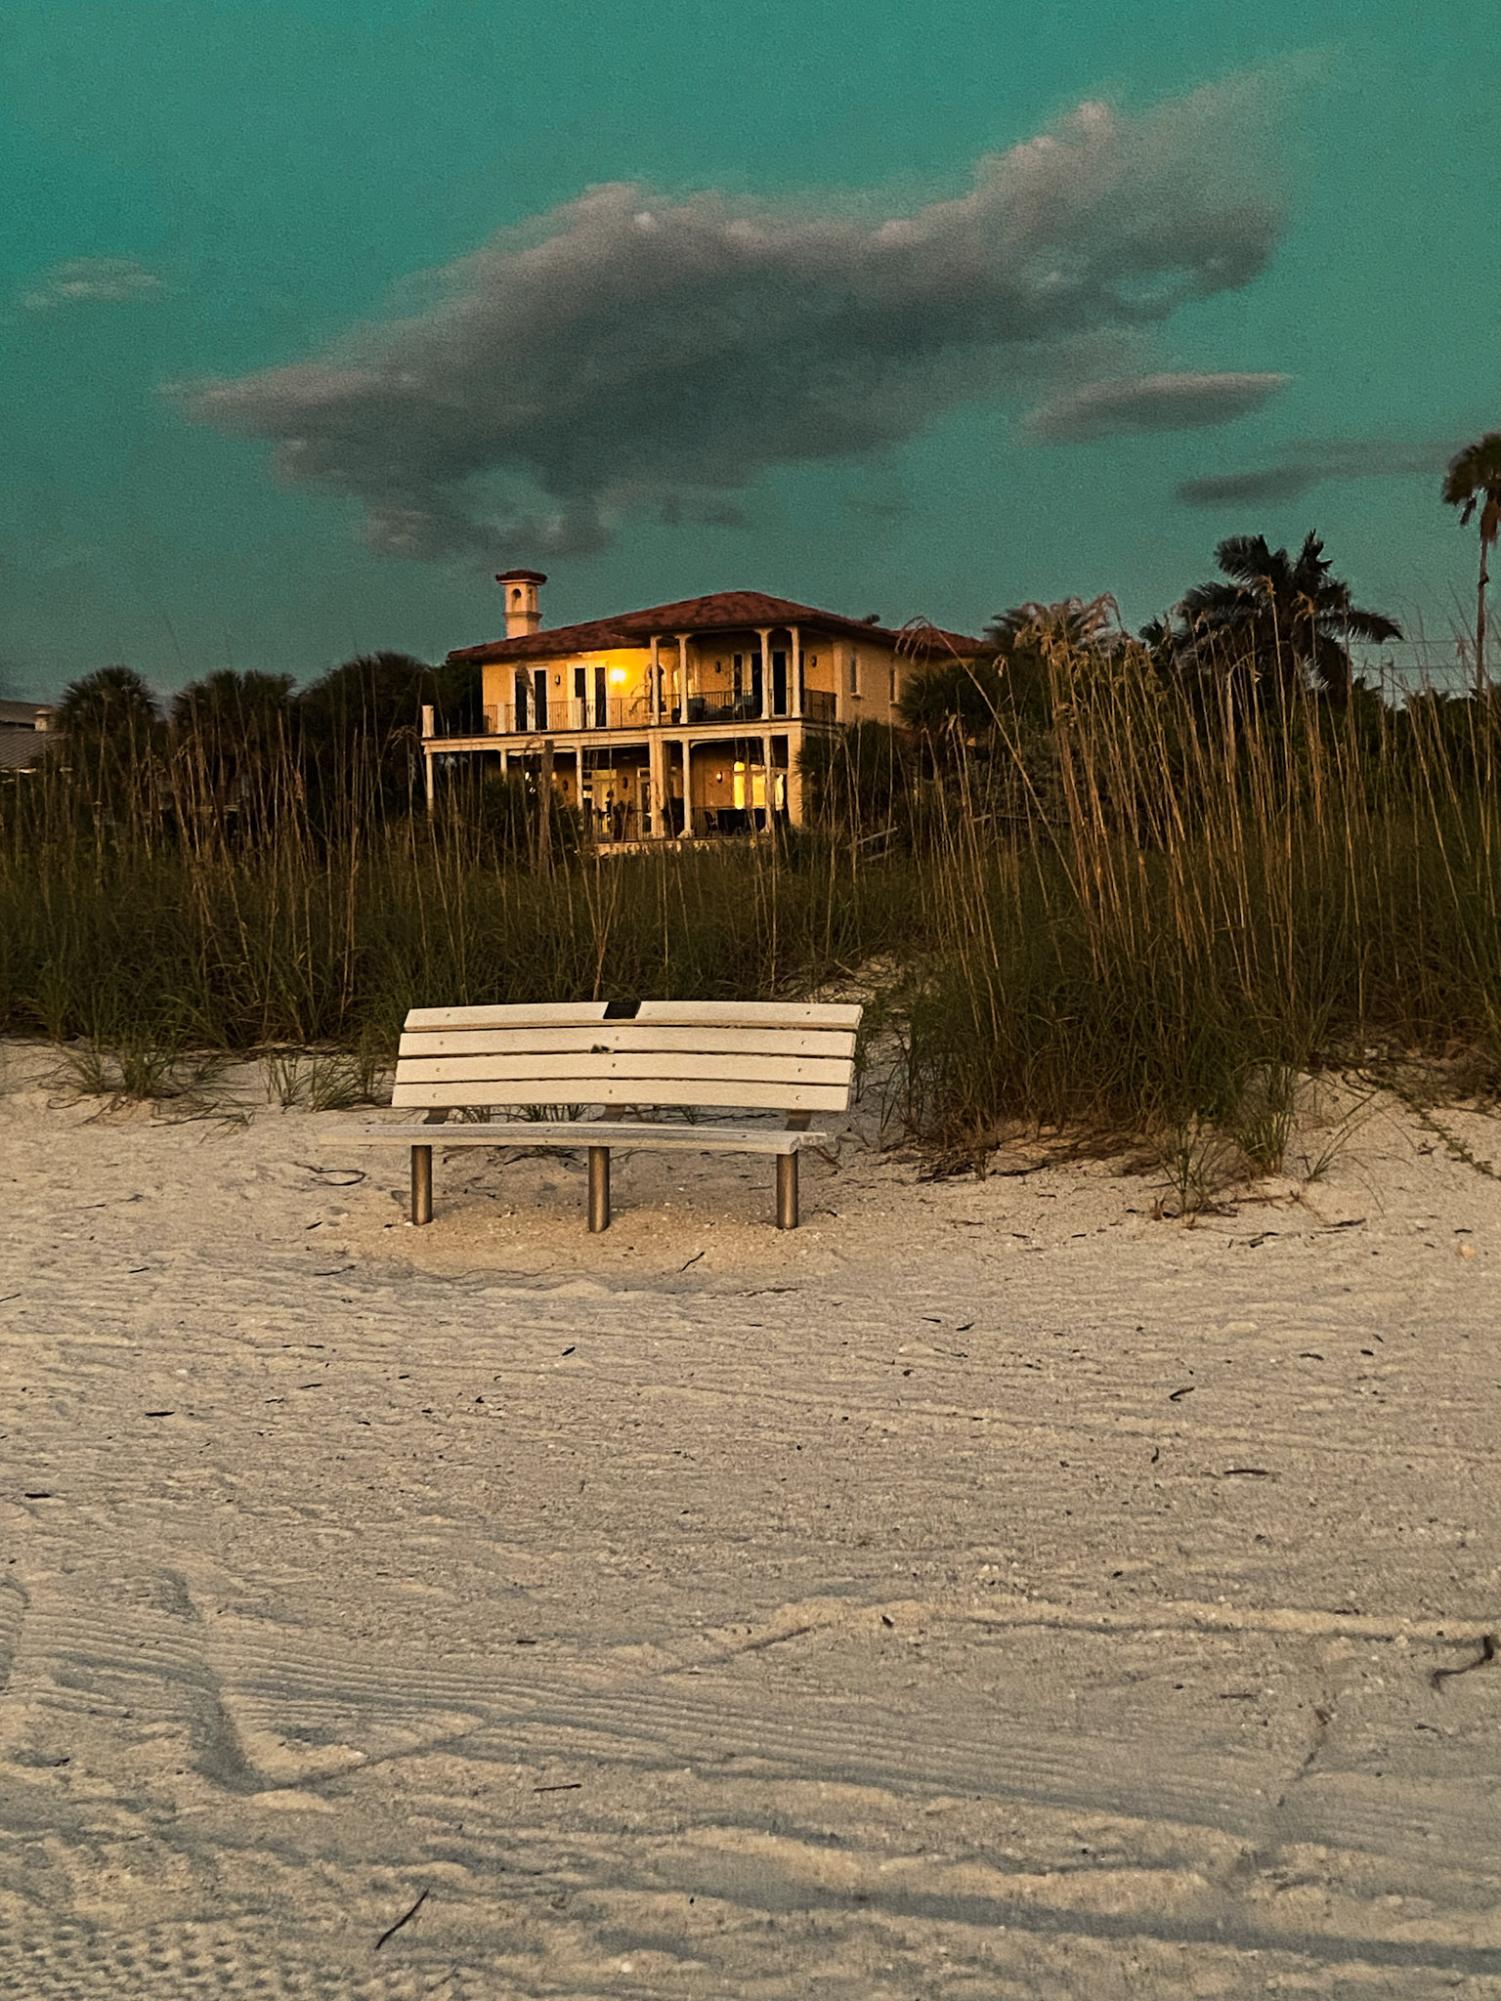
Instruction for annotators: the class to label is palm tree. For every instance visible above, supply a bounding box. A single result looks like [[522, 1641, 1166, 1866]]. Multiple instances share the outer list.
[[54, 663, 159, 741], [897, 656, 1007, 750], [171, 669, 294, 754], [986, 595, 1120, 653], [50, 664, 161, 806], [1442, 434, 1501, 691], [170, 669, 296, 823], [1172, 533, 1401, 701]]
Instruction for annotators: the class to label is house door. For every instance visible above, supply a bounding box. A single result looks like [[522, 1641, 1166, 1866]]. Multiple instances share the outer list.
[[531, 667, 549, 731], [513, 668, 529, 731], [573, 665, 607, 728], [771, 648, 788, 716]]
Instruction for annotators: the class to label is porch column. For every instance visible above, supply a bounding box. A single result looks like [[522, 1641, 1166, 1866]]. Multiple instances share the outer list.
[[422, 749, 435, 814], [785, 731, 806, 826], [761, 731, 774, 828], [650, 634, 662, 723], [788, 627, 802, 720], [500, 746, 511, 780], [679, 738, 695, 837], [648, 731, 667, 839], [676, 634, 690, 719], [757, 627, 772, 721]]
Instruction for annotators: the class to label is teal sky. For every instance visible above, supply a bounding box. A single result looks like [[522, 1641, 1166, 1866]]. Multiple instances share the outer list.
[[2, 0, 1496, 695]]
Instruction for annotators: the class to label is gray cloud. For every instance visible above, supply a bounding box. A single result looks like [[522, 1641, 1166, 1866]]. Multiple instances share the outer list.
[[22, 257, 164, 311], [1023, 369, 1289, 442], [178, 77, 1283, 561], [1178, 437, 1454, 507]]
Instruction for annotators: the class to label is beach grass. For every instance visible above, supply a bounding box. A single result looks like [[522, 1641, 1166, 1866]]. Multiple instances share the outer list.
[[5, 650, 1500, 1170]]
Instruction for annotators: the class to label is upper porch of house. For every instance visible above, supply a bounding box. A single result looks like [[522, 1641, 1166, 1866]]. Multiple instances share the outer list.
[[471, 625, 843, 741], [433, 585, 987, 748]]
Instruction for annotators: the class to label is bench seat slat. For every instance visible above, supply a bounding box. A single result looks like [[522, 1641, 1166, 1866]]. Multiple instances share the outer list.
[[392, 1079, 850, 1112], [633, 1000, 861, 1027], [395, 1053, 852, 1087], [359, 1120, 822, 1155], [398, 1026, 857, 1060], [404, 1000, 862, 1032], [405, 1003, 610, 1029]]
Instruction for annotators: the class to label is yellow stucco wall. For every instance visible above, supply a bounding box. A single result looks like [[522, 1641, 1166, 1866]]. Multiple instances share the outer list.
[[482, 646, 651, 728], [479, 627, 964, 731]]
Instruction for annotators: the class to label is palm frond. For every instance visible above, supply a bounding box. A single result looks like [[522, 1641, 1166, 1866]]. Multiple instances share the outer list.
[[1334, 608, 1404, 644], [1212, 535, 1274, 584], [1443, 433, 1501, 509]]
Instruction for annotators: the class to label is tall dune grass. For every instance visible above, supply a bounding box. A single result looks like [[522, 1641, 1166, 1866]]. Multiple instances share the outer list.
[[4, 649, 1500, 1159], [896, 646, 1501, 1150]]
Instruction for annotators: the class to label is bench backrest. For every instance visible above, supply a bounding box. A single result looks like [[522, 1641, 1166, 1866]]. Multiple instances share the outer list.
[[394, 1000, 864, 1116]]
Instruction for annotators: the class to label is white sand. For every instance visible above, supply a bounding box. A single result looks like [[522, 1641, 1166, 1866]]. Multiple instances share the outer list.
[[4, 1038, 1501, 1997]]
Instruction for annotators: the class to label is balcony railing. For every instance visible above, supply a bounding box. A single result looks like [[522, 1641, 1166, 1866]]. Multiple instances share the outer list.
[[469, 689, 837, 736], [483, 697, 645, 734], [685, 689, 766, 724]]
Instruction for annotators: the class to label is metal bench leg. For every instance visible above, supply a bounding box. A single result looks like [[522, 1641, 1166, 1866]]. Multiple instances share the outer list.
[[588, 1146, 611, 1232], [411, 1144, 433, 1225], [776, 1153, 799, 1230]]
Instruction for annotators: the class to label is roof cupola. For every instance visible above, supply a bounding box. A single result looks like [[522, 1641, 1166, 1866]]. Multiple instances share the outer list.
[[497, 568, 547, 638]]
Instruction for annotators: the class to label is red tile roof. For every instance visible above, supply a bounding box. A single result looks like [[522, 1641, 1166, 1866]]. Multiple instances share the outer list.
[[447, 589, 988, 665]]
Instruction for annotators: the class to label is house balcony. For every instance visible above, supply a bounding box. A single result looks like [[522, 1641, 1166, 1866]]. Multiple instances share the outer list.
[[476, 685, 840, 738], [483, 698, 646, 734]]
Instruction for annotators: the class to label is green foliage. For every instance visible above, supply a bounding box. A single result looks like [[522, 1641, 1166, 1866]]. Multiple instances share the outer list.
[[8, 629, 1501, 1176], [897, 656, 1007, 750], [1156, 532, 1401, 701], [171, 669, 296, 768], [799, 722, 918, 840], [51, 664, 163, 809], [1443, 433, 1501, 540], [54, 663, 160, 740], [1444, 433, 1501, 683], [297, 649, 481, 821]]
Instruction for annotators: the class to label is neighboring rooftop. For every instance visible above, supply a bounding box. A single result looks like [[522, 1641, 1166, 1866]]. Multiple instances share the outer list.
[[448, 589, 989, 665], [0, 698, 55, 729], [0, 698, 55, 771], [0, 704, 54, 764]]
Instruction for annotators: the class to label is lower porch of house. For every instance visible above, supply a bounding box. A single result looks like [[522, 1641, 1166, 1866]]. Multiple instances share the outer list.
[[425, 728, 808, 842]]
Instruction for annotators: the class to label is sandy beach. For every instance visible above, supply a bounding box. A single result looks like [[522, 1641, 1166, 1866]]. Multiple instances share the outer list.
[[4, 1038, 1501, 1997]]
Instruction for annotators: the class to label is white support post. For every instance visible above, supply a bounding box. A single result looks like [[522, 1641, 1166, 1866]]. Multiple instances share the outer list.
[[789, 627, 801, 720], [420, 703, 436, 815], [679, 738, 694, 838], [676, 634, 690, 721], [650, 635, 662, 723], [785, 731, 805, 826], [757, 627, 772, 721], [761, 731, 773, 829], [649, 732, 667, 839]]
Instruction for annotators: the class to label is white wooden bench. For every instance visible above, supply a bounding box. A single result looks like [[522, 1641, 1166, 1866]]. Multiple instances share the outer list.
[[361, 999, 862, 1231]]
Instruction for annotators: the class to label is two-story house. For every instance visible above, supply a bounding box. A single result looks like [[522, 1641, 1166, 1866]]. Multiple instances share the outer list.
[[423, 573, 989, 839]]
